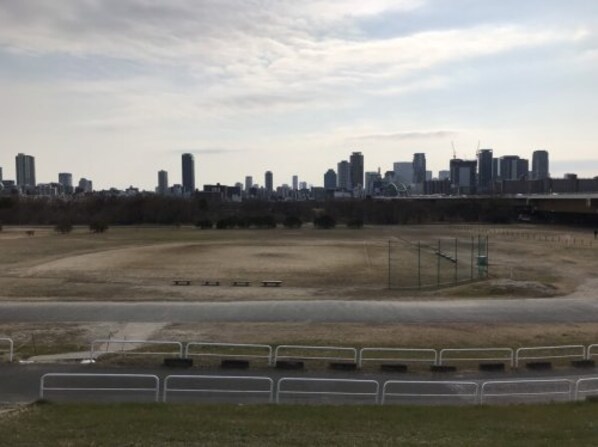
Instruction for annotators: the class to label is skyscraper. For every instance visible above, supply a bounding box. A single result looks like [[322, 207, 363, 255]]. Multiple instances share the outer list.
[[181, 153, 195, 194], [337, 160, 351, 190], [532, 150, 549, 180], [324, 169, 337, 190], [244, 176, 253, 191], [58, 172, 73, 194], [292, 175, 298, 191], [157, 170, 169, 195], [15, 153, 36, 187], [412, 153, 426, 184], [350, 151, 364, 189], [265, 171, 273, 193], [393, 162, 414, 185], [0, 167, 3, 182], [477, 149, 493, 193], [450, 159, 477, 195]]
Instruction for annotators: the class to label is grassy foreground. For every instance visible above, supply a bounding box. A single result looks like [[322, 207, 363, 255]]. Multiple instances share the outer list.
[[1, 402, 598, 446]]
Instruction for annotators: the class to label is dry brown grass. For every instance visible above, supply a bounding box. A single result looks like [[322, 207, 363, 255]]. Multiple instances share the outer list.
[[0, 224, 596, 301]]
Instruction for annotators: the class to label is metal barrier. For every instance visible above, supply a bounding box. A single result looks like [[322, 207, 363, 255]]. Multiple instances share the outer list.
[[164, 375, 274, 403], [515, 345, 586, 367], [40, 373, 160, 402], [359, 348, 437, 367], [574, 377, 598, 401], [90, 339, 184, 360], [276, 378, 379, 404], [0, 337, 14, 362], [381, 381, 479, 405], [439, 348, 514, 367], [481, 379, 573, 404], [587, 344, 598, 360], [274, 345, 358, 364], [185, 342, 273, 366]]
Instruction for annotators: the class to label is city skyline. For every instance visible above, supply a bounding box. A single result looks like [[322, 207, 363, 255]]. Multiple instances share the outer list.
[[1, 1, 598, 189]]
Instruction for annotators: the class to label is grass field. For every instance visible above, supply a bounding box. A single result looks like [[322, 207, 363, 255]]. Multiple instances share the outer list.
[[1, 402, 598, 446], [0, 223, 597, 301]]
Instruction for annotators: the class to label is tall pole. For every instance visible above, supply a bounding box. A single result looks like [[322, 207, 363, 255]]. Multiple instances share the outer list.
[[454, 238, 458, 283], [418, 241, 421, 289]]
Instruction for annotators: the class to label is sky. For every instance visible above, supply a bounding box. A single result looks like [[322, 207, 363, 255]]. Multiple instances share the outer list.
[[1, 0, 598, 190]]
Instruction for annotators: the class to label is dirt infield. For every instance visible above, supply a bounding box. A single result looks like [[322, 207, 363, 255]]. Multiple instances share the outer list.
[[0, 224, 596, 301]]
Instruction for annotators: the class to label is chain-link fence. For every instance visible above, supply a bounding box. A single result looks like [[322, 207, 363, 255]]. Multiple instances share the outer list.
[[388, 235, 488, 290]]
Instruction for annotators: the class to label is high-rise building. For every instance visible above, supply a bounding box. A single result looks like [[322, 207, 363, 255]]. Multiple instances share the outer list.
[[265, 171, 273, 193], [244, 176, 253, 191], [292, 175, 298, 191], [450, 159, 477, 195], [181, 153, 195, 194], [349, 152, 364, 189], [58, 172, 73, 194], [15, 153, 36, 187], [365, 171, 380, 196], [438, 170, 450, 181], [498, 156, 520, 180], [78, 178, 93, 193], [393, 162, 414, 185], [299, 181, 308, 190], [0, 166, 3, 182], [337, 160, 351, 190], [532, 150, 549, 180], [324, 169, 337, 190], [157, 170, 169, 195], [412, 153, 426, 184], [426, 171, 433, 181], [477, 149, 493, 192]]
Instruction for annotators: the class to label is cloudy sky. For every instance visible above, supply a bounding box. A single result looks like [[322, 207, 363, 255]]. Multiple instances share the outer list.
[[1, 0, 597, 189]]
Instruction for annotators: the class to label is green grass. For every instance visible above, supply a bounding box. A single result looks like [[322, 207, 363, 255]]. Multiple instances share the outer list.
[[2, 402, 598, 446]]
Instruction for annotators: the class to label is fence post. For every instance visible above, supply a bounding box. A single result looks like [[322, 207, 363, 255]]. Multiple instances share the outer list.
[[454, 238, 458, 283], [418, 241, 421, 289]]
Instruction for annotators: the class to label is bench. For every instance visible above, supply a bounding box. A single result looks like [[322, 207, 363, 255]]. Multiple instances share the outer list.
[[232, 281, 252, 287], [172, 280, 191, 286], [202, 280, 220, 286], [261, 280, 282, 287], [26, 230, 35, 236]]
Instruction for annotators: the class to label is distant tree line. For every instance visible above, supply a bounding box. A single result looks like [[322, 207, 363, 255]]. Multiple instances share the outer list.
[[0, 195, 546, 228]]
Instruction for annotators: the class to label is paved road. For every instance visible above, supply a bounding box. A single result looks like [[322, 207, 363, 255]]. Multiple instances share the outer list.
[[1, 363, 597, 405], [1, 297, 598, 323]]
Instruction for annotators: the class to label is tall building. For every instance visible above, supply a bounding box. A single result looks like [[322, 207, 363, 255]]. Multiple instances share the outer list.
[[349, 151, 364, 189], [412, 153, 426, 184], [477, 149, 493, 192], [337, 160, 351, 190], [157, 170, 169, 195], [265, 171, 273, 193], [78, 178, 93, 193], [292, 175, 298, 191], [324, 169, 337, 190], [498, 156, 520, 180], [58, 172, 73, 194], [15, 153, 36, 187], [450, 159, 477, 195], [244, 176, 253, 191], [181, 153, 195, 194], [365, 171, 380, 196], [393, 162, 414, 185], [532, 150, 549, 180], [0, 166, 3, 182], [438, 170, 450, 181]]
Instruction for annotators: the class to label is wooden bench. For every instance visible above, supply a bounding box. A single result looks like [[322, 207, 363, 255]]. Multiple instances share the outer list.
[[172, 280, 191, 286], [232, 281, 252, 287], [202, 280, 220, 286], [261, 280, 282, 287]]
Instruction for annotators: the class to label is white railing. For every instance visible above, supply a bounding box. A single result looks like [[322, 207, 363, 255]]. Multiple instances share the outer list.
[[276, 378, 379, 404], [90, 339, 184, 360], [185, 342, 273, 366], [358, 348, 438, 368], [515, 345, 586, 367], [481, 379, 573, 404], [574, 377, 598, 400], [381, 381, 479, 405], [439, 348, 514, 367], [0, 337, 14, 362], [274, 345, 358, 364], [586, 344, 598, 360], [163, 375, 274, 403], [40, 373, 160, 402]]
